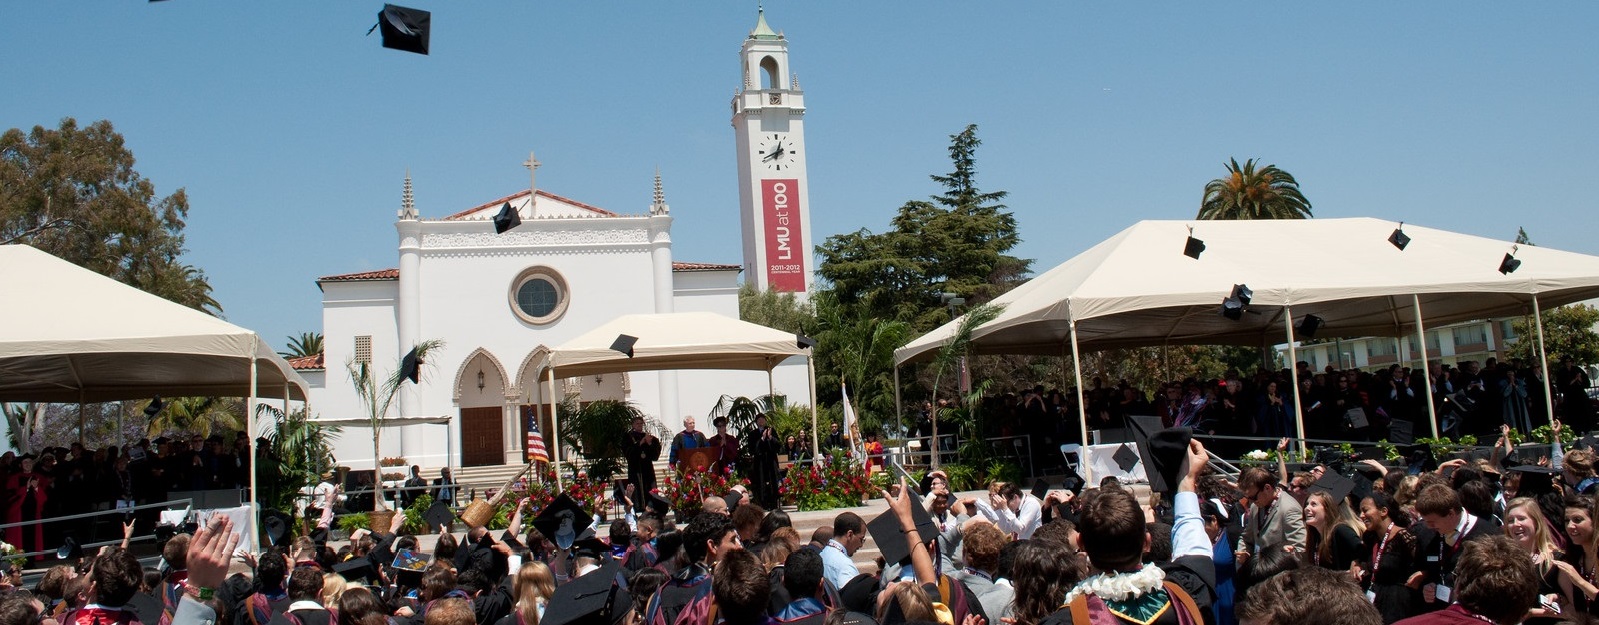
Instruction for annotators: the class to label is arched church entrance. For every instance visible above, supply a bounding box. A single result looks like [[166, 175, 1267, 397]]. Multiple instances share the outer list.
[[456, 349, 510, 467]]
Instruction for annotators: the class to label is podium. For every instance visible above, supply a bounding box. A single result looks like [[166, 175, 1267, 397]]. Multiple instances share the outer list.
[[678, 445, 723, 474]]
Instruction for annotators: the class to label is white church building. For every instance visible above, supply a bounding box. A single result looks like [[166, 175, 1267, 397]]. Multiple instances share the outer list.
[[292, 10, 816, 471]]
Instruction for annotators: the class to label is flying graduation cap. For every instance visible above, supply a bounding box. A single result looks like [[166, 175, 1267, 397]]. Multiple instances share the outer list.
[[610, 335, 638, 358], [423, 502, 455, 531], [399, 346, 423, 383], [373, 4, 431, 56], [533, 494, 594, 550], [493, 202, 522, 234]]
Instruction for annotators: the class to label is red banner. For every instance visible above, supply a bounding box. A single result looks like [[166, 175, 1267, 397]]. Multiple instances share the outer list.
[[761, 179, 805, 291]]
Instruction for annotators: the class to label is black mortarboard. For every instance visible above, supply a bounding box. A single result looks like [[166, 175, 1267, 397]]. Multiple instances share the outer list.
[[610, 335, 637, 358], [1389, 227, 1411, 251], [573, 534, 609, 560], [1512, 465, 1560, 496], [1400, 444, 1436, 473], [542, 560, 628, 625], [866, 497, 937, 565], [723, 490, 743, 511], [1309, 473, 1356, 506], [1113, 444, 1140, 473], [1030, 479, 1051, 501], [333, 558, 375, 581], [493, 202, 521, 234], [838, 574, 880, 614], [424, 502, 455, 531], [1183, 235, 1205, 260], [127, 591, 161, 625], [375, 4, 431, 56], [399, 347, 422, 383], [1145, 428, 1193, 493], [644, 492, 670, 517], [57, 536, 82, 560], [1349, 471, 1375, 502], [262, 510, 292, 545], [144, 396, 164, 417], [533, 493, 593, 550], [796, 334, 817, 349]]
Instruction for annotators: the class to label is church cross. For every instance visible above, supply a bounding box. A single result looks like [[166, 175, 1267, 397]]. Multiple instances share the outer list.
[[523, 151, 542, 217]]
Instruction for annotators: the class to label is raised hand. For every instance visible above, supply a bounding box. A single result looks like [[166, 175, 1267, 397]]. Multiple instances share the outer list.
[[188, 513, 242, 590]]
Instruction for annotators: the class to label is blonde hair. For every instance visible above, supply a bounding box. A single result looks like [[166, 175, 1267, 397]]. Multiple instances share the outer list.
[[513, 561, 556, 625], [1506, 497, 1559, 575], [1308, 491, 1366, 566], [877, 580, 935, 623], [760, 526, 801, 571], [321, 573, 348, 606]]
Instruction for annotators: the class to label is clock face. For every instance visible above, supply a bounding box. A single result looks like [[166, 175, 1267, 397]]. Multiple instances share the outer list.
[[756, 133, 798, 171]]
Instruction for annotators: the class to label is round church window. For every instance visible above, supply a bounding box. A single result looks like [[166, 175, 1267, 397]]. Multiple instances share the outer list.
[[508, 267, 569, 325]]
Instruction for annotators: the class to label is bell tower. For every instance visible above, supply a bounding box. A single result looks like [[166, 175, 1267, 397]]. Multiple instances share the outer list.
[[732, 8, 814, 294]]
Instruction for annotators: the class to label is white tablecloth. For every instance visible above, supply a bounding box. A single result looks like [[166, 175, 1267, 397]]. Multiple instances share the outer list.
[[1082, 443, 1147, 483]]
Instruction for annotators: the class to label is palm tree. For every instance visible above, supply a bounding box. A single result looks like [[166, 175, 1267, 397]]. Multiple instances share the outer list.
[[256, 404, 340, 514], [146, 396, 243, 438], [349, 339, 443, 511], [281, 332, 325, 359], [927, 303, 1003, 469], [1198, 158, 1313, 220]]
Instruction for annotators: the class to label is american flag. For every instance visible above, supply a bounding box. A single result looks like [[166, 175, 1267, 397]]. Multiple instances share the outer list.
[[525, 409, 549, 463]]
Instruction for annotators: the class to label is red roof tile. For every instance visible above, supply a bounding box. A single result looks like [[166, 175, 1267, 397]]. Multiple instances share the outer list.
[[318, 268, 399, 282], [442, 189, 618, 221], [287, 353, 325, 370]]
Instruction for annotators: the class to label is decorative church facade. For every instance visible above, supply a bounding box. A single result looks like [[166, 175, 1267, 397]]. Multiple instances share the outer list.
[[293, 10, 816, 471]]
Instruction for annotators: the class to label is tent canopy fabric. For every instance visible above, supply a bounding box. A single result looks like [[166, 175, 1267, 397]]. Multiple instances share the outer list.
[[0, 244, 309, 402], [896, 218, 1599, 364], [540, 311, 806, 377]]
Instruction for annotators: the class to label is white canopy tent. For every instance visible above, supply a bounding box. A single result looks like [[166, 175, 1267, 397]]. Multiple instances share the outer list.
[[533, 311, 814, 487], [895, 218, 1599, 458], [0, 243, 310, 536]]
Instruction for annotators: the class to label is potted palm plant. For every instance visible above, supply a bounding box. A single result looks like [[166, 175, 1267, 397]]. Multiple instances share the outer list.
[[349, 340, 442, 529]]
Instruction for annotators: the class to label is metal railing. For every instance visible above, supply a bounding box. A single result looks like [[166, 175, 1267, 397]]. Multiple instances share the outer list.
[[2, 497, 194, 561]]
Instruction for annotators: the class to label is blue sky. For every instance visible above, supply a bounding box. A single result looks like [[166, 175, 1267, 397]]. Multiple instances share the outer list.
[[4, 2, 1595, 351]]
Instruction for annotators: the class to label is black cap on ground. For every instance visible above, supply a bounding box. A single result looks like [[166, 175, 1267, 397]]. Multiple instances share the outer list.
[[866, 496, 937, 565], [399, 346, 423, 383], [533, 493, 594, 550], [493, 202, 521, 234], [375, 4, 431, 56], [610, 334, 637, 358], [542, 559, 629, 625]]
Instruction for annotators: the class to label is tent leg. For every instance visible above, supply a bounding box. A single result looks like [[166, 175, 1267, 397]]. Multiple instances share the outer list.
[[894, 366, 904, 463], [247, 338, 260, 548], [1284, 305, 1307, 455], [768, 369, 775, 400], [1069, 320, 1091, 483], [548, 367, 563, 491], [77, 394, 85, 446], [808, 354, 819, 465], [1532, 293, 1555, 427], [1413, 296, 1440, 439]]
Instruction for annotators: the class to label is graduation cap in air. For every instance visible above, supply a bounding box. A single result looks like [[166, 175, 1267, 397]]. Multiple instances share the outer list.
[[333, 557, 376, 582], [423, 502, 455, 531], [1112, 444, 1140, 473], [796, 334, 817, 350], [723, 490, 743, 512], [372, 4, 431, 56], [1183, 234, 1206, 260], [1309, 472, 1366, 506], [399, 347, 423, 383], [542, 559, 629, 625], [390, 548, 428, 585], [1142, 427, 1193, 494], [644, 492, 671, 518], [144, 396, 164, 417], [866, 495, 938, 565], [1400, 444, 1436, 474], [493, 202, 521, 234], [610, 335, 638, 358], [1030, 478, 1052, 501], [56, 536, 83, 560], [262, 509, 294, 546], [533, 493, 593, 551], [1512, 465, 1561, 497]]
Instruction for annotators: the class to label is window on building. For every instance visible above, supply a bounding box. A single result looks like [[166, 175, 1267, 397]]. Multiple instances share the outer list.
[[1501, 320, 1519, 340], [355, 335, 372, 363], [509, 267, 570, 325], [1453, 326, 1488, 346]]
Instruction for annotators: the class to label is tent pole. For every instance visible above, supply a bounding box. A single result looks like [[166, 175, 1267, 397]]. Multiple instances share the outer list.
[[767, 368, 775, 401], [548, 366, 563, 491], [894, 366, 904, 463], [1069, 320, 1091, 483], [77, 393, 85, 446], [1532, 293, 1555, 427], [1412, 295, 1440, 439], [247, 337, 260, 548], [807, 353, 820, 466], [1284, 305, 1307, 456]]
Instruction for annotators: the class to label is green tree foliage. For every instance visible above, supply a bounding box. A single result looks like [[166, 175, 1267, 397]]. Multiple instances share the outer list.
[[813, 291, 910, 434], [1507, 304, 1599, 366], [816, 124, 1031, 331], [1516, 226, 1535, 246], [257, 404, 340, 516], [147, 396, 244, 438], [1, 118, 219, 314], [349, 339, 443, 510], [1197, 158, 1313, 220], [737, 284, 814, 335], [281, 332, 325, 359]]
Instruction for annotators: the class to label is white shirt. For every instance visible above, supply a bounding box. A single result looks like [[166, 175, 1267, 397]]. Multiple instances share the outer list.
[[973, 495, 1042, 539], [821, 539, 859, 590]]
